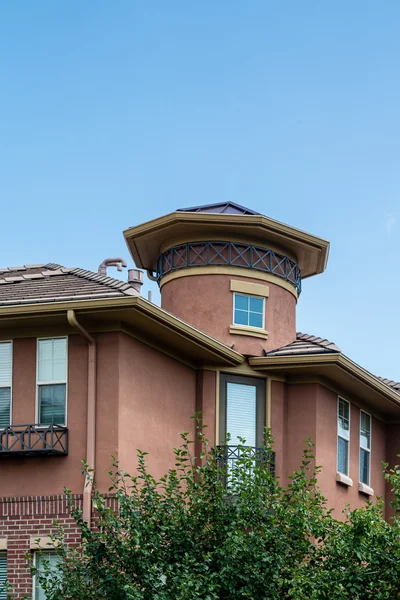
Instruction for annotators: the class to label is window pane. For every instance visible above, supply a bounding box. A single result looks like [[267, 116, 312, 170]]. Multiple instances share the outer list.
[[338, 415, 350, 440], [338, 399, 350, 440], [234, 295, 249, 311], [360, 448, 370, 485], [39, 384, 66, 424], [249, 312, 263, 328], [249, 297, 263, 313], [35, 553, 62, 600], [226, 382, 256, 446], [0, 343, 12, 387], [339, 399, 349, 421], [234, 310, 248, 326], [337, 437, 348, 475], [38, 339, 67, 382], [0, 552, 6, 600], [360, 412, 371, 449], [0, 388, 10, 428]]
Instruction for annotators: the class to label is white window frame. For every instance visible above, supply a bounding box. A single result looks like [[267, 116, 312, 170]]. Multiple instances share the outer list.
[[36, 337, 68, 426], [359, 410, 371, 486], [0, 341, 12, 429], [0, 551, 7, 600], [232, 293, 265, 329], [33, 551, 62, 600], [337, 397, 350, 476]]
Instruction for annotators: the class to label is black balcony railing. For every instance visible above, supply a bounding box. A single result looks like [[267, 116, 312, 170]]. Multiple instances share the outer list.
[[215, 445, 275, 478], [0, 424, 68, 457]]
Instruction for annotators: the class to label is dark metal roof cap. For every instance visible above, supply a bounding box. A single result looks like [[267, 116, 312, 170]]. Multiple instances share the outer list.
[[176, 202, 260, 215]]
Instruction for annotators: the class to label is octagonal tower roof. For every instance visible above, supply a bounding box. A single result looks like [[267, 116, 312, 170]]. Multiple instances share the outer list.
[[123, 202, 330, 279]]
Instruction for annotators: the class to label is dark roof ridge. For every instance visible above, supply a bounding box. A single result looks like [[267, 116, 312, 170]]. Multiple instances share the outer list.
[[176, 201, 261, 215], [68, 267, 137, 296]]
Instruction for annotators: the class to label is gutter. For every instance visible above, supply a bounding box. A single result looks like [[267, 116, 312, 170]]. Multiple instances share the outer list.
[[67, 310, 96, 526]]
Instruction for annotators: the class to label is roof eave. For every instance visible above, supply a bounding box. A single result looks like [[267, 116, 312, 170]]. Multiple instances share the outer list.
[[0, 296, 244, 367], [249, 353, 400, 414], [123, 212, 330, 278]]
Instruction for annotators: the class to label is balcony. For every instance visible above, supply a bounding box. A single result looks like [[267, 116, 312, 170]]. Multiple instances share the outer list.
[[0, 424, 68, 457], [215, 445, 275, 478]]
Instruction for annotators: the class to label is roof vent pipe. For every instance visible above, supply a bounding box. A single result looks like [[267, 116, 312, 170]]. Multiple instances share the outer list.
[[98, 258, 127, 276], [128, 269, 144, 293]]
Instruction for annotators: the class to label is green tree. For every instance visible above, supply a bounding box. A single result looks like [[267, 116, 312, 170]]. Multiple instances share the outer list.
[[15, 423, 400, 599]]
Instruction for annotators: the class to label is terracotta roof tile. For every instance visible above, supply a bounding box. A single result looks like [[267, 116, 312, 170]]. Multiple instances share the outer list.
[[0, 263, 139, 306], [264, 332, 340, 357], [265, 332, 400, 396]]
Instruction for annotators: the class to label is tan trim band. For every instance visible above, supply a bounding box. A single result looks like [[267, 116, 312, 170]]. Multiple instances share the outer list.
[[229, 324, 268, 340], [230, 280, 269, 297], [30, 536, 59, 550], [0, 538, 6, 551], [160, 266, 298, 298]]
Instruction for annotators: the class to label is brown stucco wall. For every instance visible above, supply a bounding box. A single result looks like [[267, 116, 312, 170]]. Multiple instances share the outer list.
[[271, 382, 387, 517], [0, 335, 88, 497], [315, 385, 386, 516], [117, 334, 197, 481], [270, 380, 287, 484], [161, 273, 296, 355], [285, 383, 318, 478]]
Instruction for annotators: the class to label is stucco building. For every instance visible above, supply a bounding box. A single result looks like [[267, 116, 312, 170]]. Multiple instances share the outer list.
[[0, 202, 399, 597]]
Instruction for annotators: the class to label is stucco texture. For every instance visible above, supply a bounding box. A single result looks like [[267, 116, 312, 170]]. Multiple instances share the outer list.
[[117, 334, 197, 481], [161, 272, 296, 355], [271, 381, 387, 518]]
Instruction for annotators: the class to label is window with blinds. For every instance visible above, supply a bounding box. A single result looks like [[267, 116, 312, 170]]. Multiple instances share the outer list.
[[37, 338, 67, 425], [219, 375, 266, 448], [226, 382, 257, 446], [337, 398, 350, 475], [34, 552, 62, 600], [0, 342, 12, 429], [360, 411, 371, 485], [0, 552, 7, 600]]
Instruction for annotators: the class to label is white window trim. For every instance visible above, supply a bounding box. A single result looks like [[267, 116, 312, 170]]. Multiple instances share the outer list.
[[359, 409, 372, 487], [232, 293, 266, 330], [35, 337, 68, 426], [0, 341, 12, 428], [337, 397, 350, 477], [0, 550, 7, 600], [33, 551, 61, 600]]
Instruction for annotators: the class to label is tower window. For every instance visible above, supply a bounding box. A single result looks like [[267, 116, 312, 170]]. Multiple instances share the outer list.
[[233, 293, 265, 329]]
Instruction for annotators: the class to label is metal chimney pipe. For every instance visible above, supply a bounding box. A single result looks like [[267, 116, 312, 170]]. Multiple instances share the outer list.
[[128, 269, 144, 293]]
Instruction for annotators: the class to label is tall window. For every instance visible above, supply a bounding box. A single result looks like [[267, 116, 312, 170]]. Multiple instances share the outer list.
[[0, 552, 7, 600], [337, 398, 350, 475], [360, 411, 371, 486], [219, 374, 266, 447], [34, 552, 61, 600], [233, 294, 265, 329], [37, 338, 67, 425], [0, 342, 12, 428]]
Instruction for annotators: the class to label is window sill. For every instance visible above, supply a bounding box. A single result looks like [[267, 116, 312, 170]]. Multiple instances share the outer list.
[[229, 324, 268, 340], [336, 472, 353, 487], [358, 482, 374, 497]]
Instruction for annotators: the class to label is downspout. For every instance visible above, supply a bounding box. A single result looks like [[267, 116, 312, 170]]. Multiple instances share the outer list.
[[67, 310, 96, 527]]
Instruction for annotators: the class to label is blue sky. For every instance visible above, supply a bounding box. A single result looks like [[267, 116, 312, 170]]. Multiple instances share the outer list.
[[1, 2, 399, 381]]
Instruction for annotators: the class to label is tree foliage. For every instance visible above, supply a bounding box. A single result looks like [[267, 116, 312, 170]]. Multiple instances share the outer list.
[[14, 423, 400, 599]]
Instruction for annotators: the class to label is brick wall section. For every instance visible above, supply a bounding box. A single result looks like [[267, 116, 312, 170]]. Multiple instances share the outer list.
[[1, 494, 119, 598], [0, 495, 95, 598]]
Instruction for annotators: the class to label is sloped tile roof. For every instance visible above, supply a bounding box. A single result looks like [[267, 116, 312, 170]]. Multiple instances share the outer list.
[[0, 263, 138, 306], [376, 377, 400, 393], [264, 332, 341, 357], [265, 332, 400, 396], [176, 202, 260, 215]]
